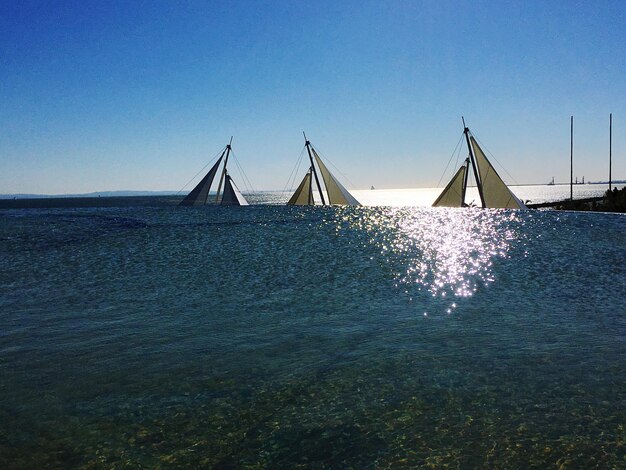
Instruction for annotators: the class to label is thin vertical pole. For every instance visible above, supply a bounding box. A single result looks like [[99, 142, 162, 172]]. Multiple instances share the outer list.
[[461, 158, 470, 205], [307, 169, 314, 204], [215, 137, 233, 203], [303, 132, 326, 205], [570, 116, 573, 201], [462, 117, 485, 208], [609, 113, 612, 191]]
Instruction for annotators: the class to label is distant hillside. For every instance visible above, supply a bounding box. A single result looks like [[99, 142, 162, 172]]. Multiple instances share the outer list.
[[0, 190, 179, 199], [587, 180, 626, 185]]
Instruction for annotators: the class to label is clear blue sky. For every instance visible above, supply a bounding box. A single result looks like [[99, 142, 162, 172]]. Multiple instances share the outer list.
[[1, 0, 625, 194]]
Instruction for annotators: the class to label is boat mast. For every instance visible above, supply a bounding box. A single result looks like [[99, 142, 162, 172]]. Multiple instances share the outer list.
[[462, 117, 485, 208], [215, 136, 233, 203], [609, 113, 612, 191], [570, 116, 573, 201], [303, 132, 326, 205], [461, 157, 470, 205]]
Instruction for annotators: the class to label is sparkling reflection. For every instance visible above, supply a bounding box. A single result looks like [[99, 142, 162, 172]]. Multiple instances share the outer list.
[[340, 207, 522, 313]]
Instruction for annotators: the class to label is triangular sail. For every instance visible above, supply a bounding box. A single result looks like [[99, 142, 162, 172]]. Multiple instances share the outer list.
[[470, 137, 526, 209], [221, 174, 249, 206], [287, 169, 314, 205], [179, 156, 224, 206], [433, 163, 467, 207], [311, 149, 360, 206]]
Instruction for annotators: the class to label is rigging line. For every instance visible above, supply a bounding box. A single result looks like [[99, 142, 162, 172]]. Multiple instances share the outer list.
[[473, 134, 521, 186], [452, 140, 462, 176], [176, 146, 226, 194], [310, 143, 357, 188], [450, 133, 465, 180], [231, 154, 251, 193], [230, 150, 256, 193], [282, 146, 306, 193], [290, 150, 305, 193], [436, 133, 464, 187]]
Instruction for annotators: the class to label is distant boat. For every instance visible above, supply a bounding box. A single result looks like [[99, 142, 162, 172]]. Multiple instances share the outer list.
[[179, 138, 249, 206], [433, 121, 527, 209], [548, 177, 555, 185], [371, 185, 375, 190], [287, 133, 360, 206]]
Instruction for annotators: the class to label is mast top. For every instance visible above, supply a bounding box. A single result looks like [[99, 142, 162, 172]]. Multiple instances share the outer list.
[[461, 117, 470, 134], [303, 131, 310, 146], [227, 136, 233, 149]]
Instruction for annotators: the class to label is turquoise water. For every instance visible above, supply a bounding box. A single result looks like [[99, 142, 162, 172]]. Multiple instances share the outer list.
[[1, 201, 625, 468]]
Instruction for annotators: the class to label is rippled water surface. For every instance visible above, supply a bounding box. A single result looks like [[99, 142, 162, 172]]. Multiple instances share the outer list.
[[1, 202, 625, 468]]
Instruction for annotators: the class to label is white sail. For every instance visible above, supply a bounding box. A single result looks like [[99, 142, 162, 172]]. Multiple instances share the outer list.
[[179, 156, 224, 206], [287, 169, 314, 205], [311, 149, 360, 206], [470, 137, 526, 209], [432, 163, 467, 207], [221, 174, 249, 206]]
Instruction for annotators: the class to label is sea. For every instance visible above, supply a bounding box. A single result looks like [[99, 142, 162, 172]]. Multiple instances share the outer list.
[[1, 184, 625, 468]]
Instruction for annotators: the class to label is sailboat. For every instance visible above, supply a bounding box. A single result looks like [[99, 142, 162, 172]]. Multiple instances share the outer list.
[[433, 121, 527, 209], [179, 138, 249, 206], [287, 133, 360, 206]]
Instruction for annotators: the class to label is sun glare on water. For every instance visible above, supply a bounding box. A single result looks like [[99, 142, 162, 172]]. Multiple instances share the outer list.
[[340, 207, 523, 315]]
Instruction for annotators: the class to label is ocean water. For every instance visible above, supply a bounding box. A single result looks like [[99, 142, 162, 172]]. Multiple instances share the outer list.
[[2, 182, 624, 208], [1, 196, 625, 468], [352, 183, 625, 207]]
